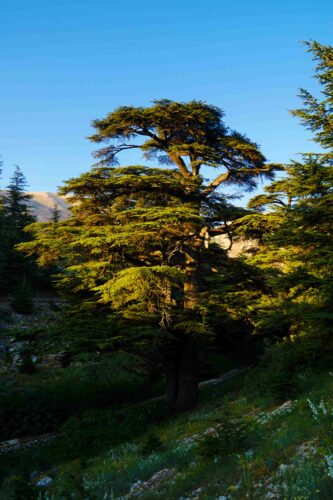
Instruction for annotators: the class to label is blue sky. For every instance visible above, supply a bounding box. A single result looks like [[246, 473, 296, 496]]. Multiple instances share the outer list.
[[1, 0, 333, 202]]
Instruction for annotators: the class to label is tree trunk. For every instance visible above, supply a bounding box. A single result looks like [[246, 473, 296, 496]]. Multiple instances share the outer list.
[[184, 244, 200, 309], [164, 335, 198, 411], [164, 348, 179, 406], [164, 238, 201, 411], [174, 335, 198, 410]]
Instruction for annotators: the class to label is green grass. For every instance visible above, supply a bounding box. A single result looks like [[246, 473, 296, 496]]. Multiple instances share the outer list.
[[3, 368, 333, 498]]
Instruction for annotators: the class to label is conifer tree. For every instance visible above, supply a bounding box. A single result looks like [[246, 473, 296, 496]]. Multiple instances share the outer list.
[[20, 100, 279, 409], [0, 160, 5, 285], [0, 166, 36, 294], [236, 41, 333, 342], [49, 203, 61, 224]]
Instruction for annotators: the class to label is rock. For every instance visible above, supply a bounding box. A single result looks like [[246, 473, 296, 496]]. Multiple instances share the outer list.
[[191, 487, 204, 498], [129, 468, 175, 497], [204, 427, 219, 436], [36, 476, 53, 488], [30, 470, 40, 481], [129, 479, 142, 494], [278, 463, 289, 474], [6, 439, 19, 446]]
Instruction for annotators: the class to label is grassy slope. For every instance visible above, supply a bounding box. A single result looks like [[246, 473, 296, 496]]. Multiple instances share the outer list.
[[4, 367, 333, 499]]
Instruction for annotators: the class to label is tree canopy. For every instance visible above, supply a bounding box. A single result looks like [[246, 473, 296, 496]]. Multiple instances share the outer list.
[[20, 100, 279, 409]]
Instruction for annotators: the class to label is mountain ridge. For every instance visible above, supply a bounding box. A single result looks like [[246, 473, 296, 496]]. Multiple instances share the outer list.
[[0, 191, 70, 222], [27, 192, 70, 221]]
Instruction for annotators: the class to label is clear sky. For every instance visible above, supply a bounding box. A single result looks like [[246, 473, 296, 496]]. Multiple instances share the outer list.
[[1, 0, 333, 201]]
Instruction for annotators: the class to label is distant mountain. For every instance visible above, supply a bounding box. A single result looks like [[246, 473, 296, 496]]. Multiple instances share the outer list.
[[0, 191, 70, 222], [27, 192, 70, 222]]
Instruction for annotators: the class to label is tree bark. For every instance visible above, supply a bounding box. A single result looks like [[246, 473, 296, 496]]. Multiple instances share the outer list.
[[163, 235, 202, 411], [184, 244, 200, 309], [164, 335, 198, 411], [174, 335, 198, 410], [164, 347, 179, 406]]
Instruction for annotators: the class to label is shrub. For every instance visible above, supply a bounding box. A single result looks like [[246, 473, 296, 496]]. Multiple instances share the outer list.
[[140, 431, 164, 456], [0, 388, 67, 440], [18, 350, 37, 375], [10, 280, 35, 315], [1, 475, 36, 500], [58, 400, 170, 458], [196, 413, 249, 460], [251, 333, 330, 400]]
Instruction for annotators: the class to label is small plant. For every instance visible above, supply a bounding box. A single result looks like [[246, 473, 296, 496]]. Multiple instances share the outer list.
[[140, 431, 164, 456], [252, 334, 328, 401], [50, 460, 87, 499], [307, 398, 333, 423], [2, 474, 36, 500], [18, 349, 37, 375], [197, 414, 249, 460], [10, 279, 35, 315]]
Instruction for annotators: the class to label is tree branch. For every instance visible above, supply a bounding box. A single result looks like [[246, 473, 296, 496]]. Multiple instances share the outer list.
[[168, 154, 191, 178], [202, 171, 231, 196]]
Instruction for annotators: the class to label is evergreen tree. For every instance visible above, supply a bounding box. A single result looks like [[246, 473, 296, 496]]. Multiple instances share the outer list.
[[10, 276, 35, 315], [20, 100, 279, 409], [235, 41, 333, 344], [0, 160, 5, 286], [49, 203, 61, 223], [0, 166, 36, 295]]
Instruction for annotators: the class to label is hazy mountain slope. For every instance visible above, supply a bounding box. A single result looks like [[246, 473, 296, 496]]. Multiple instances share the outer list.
[[0, 191, 70, 222], [27, 192, 70, 222]]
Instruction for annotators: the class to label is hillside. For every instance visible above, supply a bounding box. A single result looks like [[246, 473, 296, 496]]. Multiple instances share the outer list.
[[1, 362, 333, 498]]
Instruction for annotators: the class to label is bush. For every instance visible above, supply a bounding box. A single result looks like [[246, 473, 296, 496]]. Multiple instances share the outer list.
[[59, 400, 170, 458], [10, 280, 34, 315], [0, 388, 68, 440], [1, 475, 36, 500], [251, 333, 331, 401], [196, 413, 249, 460], [18, 350, 37, 375], [140, 431, 164, 456]]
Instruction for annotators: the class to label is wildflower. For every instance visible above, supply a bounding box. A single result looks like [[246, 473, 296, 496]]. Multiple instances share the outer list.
[[256, 400, 295, 425], [319, 399, 327, 415], [325, 454, 333, 479], [278, 464, 289, 474], [307, 399, 319, 422]]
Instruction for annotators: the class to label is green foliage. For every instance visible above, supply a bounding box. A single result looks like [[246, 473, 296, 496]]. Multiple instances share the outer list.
[[196, 413, 250, 460], [97, 266, 184, 325], [140, 430, 165, 456], [19, 98, 278, 410], [4, 364, 333, 499], [0, 339, 157, 442], [18, 349, 37, 375], [0, 166, 38, 295], [291, 41, 333, 151], [59, 399, 169, 458], [89, 99, 274, 185], [48, 460, 87, 499], [1, 474, 36, 500], [0, 388, 67, 440], [10, 279, 35, 315], [252, 332, 331, 400], [233, 42, 333, 351]]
